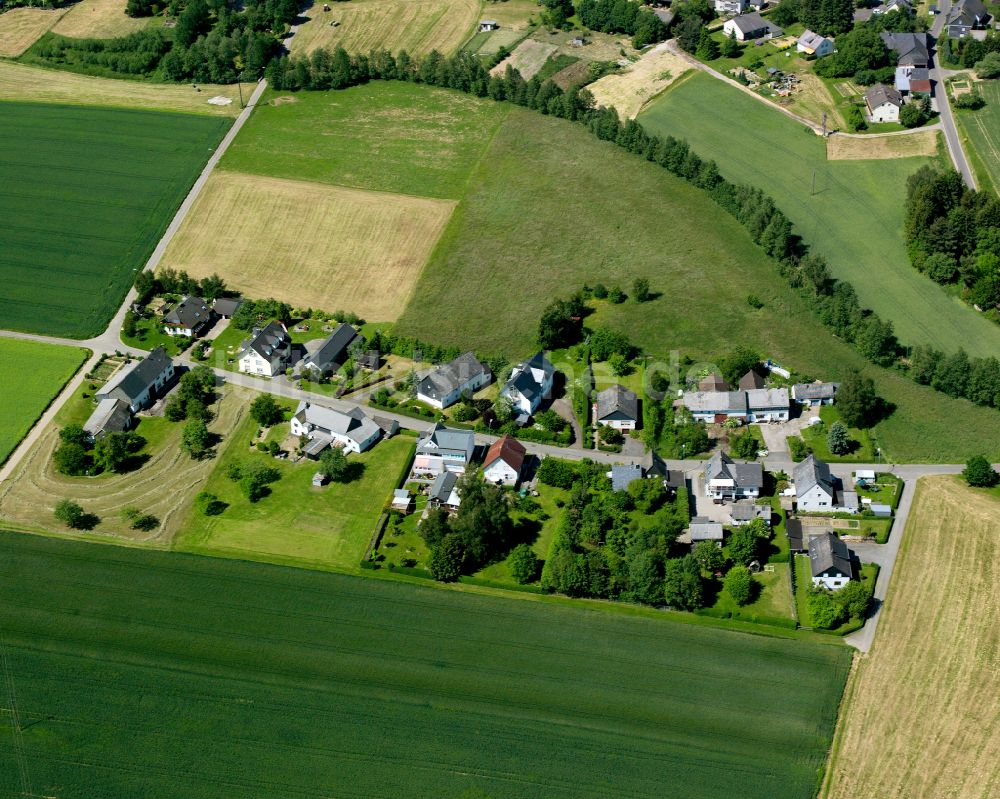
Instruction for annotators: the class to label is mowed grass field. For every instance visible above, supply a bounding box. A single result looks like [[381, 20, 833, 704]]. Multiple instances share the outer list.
[[956, 80, 1000, 195], [826, 129, 939, 161], [290, 0, 479, 57], [638, 71, 1000, 357], [0, 61, 241, 115], [159, 171, 454, 321], [588, 43, 692, 119], [0, 101, 230, 338], [0, 531, 852, 799], [174, 410, 414, 571], [0, 387, 247, 543], [0, 6, 65, 56], [51, 0, 150, 38], [823, 476, 1000, 799], [0, 338, 86, 466]]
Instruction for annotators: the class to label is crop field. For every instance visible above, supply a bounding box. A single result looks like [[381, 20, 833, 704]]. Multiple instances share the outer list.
[[159, 171, 453, 321], [588, 43, 692, 119], [0, 101, 230, 338], [0, 531, 851, 799], [290, 0, 478, 57], [638, 72, 1000, 357], [0, 61, 240, 114], [0, 387, 246, 543], [0, 6, 65, 56], [174, 409, 414, 571], [823, 477, 1000, 799], [955, 80, 1000, 195], [826, 130, 940, 161], [0, 338, 86, 467], [51, 0, 150, 39]]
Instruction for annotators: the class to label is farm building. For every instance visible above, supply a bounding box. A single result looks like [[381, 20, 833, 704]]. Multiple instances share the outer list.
[[896, 66, 932, 94], [808, 532, 855, 590], [300, 323, 359, 377], [722, 12, 782, 41], [596, 384, 639, 430], [703, 452, 762, 501], [96, 347, 175, 413], [479, 19, 498, 31], [500, 351, 555, 421], [864, 84, 904, 123], [796, 30, 834, 57], [237, 321, 294, 377], [482, 435, 526, 487], [730, 501, 771, 526], [687, 517, 725, 546], [869, 503, 893, 517], [290, 400, 382, 455], [416, 352, 491, 410], [82, 397, 132, 441], [163, 295, 214, 337], [391, 489, 414, 514], [412, 423, 476, 478]]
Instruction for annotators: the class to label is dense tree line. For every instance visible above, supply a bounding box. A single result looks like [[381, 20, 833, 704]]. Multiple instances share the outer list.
[[814, 12, 925, 80], [799, 0, 854, 37], [577, 0, 669, 49], [134, 268, 226, 305], [942, 31, 1000, 69]]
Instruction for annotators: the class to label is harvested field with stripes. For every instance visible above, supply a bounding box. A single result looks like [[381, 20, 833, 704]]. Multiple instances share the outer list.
[[588, 43, 691, 118], [826, 130, 940, 161], [51, 0, 150, 39], [0, 6, 65, 56], [955, 80, 1000, 194]]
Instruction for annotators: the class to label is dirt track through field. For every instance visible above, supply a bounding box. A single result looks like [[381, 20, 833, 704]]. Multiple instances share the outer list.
[[823, 476, 1000, 799]]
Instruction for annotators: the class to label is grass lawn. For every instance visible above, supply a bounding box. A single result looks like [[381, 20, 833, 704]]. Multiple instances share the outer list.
[[220, 83, 511, 200], [0, 101, 230, 338], [174, 407, 415, 571], [0, 338, 87, 465], [823, 478, 1000, 799], [120, 313, 189, 355], [710, 562, 795, 625], [798, 405, 876, 462], [0, 530, 852, 799], [954, 79, 1000, 195], [638, 71, 1000, 358]]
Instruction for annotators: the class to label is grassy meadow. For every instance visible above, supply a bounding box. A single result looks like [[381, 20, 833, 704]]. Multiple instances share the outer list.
[[0, 6, 65, 57], [0, 101, 230, 338], [637, 71, 1000, 358], [823, 477, 1000, 799], [0, 531, 852, 799], [955, 79, 1000, 195], [0, 338, 86, 465]]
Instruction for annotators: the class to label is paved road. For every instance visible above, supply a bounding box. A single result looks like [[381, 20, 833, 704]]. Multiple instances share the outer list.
[[930, 0, 977, 188]]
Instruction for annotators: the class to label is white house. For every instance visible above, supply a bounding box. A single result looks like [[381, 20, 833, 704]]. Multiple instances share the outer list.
[[411, 423, 476, 478], [290, 400, 381, 455], [793, 455, 836, 511], [429, 471, 462, 511], [792, 381, 839, 406], [796, 29, 834, 57], [808, 532, 855, 590], [680, 387, 789, 423], [482, 435, 526, 486], [864, 84, 903, 123], [715, 0, 748, 14], [238, 321, 293, 377], [415, 352, 491, 410], [745, 388, 790, 422], [501, 351, 555, 420], [595, 384, 639, 431], [723, 12, 781, 41], [162, 296, 213, 337], [703, 452, 763, 500], [96, 346, 175, 413]]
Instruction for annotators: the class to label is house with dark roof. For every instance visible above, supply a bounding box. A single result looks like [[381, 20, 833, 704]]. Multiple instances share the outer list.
[[501, 352, 555, 421], [722, 11, 782, 41], [416, 352, 491, 410], [738, 369, 765, 391], [301, 323, 359, 377], [946, 0, 988, 37], [703, 451, 762, 500], [879, 31, 929, 68], [412, 423, 476, 478], [429, 471, 462, 511], [680, 387, 789, 423], [96, 347, 175, 413], [792, 381, 839, 406], [482, 435, 527, 486], [808, 532, 855, 590], [163, 296, 214, 337], [289, 400, 381, 455], [212, 297, 243, 318], [786, 518, 805, 552], [82, 397, 132, 441], [610, 463, 644, 492], [237, 321, 293, 377], [687, 517, 725, 545], [730, 500, 771, 526], [596, 384, 639, 431], [864, 83, 904, 123]]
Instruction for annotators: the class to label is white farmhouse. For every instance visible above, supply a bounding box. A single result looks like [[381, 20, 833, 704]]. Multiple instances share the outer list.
[[482, 435, 526, 486], [415, 352, 491, 410], [864, 84, 903, 123], [237, 321, 293, 377], [793, 455, 836, 511], [808, 533, 855, 590], [95, 347, 175, 413], [501, 351, 555, 420], [703, 452, 763, 500], [290, 400, 382, 455]]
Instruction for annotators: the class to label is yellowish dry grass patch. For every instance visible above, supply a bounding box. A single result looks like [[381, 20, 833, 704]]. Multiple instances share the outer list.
[[823, 475, 1000, 799], [0, 389, 246, 545], [0, 7, 66, 57], [160, 171, 455, 321], [291, 0, 479, 56], [480, 0, 537, 29], [827, 130, 940, 161], [490, 38, 557, 79], [0, 61, 241, 115], [588, 43, 691, 118], [51, 0, 151, 38]]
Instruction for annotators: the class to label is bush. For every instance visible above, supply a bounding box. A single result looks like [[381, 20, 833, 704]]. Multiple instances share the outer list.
[[729, 429, 759, 459], [954, 91, 985, 110], [807, 589, 846, 629], [789, 436, 812, 461], [54, 499, 86, 529], [507, 543, 541, 584], [607, 286, 625, 304], [975, 51, 1000, 79], [723, 565, 753, 606], [195, 491, 227, 516], [962, 455, 999, 487], [746, 294, 764, 309]]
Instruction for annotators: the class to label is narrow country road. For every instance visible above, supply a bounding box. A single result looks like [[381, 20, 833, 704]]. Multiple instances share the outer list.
[[930, 0, 977, 188]]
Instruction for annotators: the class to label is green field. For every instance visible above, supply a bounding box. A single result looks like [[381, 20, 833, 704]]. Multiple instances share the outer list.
[[955, 80, 1000, 195], [173, 410, 414, 571], [637, 72, 1000, 358], [0, 338, 86, 465], [0, 531, 852, 798], [0, 101, 230, 338]]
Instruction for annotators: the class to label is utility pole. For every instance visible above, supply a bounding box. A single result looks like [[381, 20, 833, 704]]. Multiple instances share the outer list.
[[822, 111, 827, 137], [811, 169, 816, 196], [237, 74, 244, 109]]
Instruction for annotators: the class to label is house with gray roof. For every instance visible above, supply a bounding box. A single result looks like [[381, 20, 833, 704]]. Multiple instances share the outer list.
[[792, 381, 839, 406], [596, 384, 639, 431], [416, 352, 491, 410], [703, 451, 762, 500], [610, 463, 644, 492], [301, 323, 359, 376], [290, 400, 381, 455], [82, 397, 132, 441], [864, 83, 904, 123], [96, 347, 175, 413], [501, 351, 555, 420], [681, 387, 788, 423], [794, 455, 836, 511], [412, 423, 476, 478], [879, 31, 929, 68], [687, 517, 725, 545], [238, 321, 294, 377], [212, 296, 243, 318], [738, 369, 765, 391], [722, 11, 782, 40], [730, 500, 771, 526], [163, 296, 214, 337], [429, 471, 462, 510], [946, 0, 988, 37], [808, 532, 855, 590]]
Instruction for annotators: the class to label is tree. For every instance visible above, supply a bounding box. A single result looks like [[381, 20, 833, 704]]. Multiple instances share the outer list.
[[590, 328, 633, 361], [975, 51, 1000, 79], [250, 394, 283, 427], [899, 102, 925, 129], [54, 499, 85, 529], [727, 527, 759, 566], [93, 431, 139, 474], [962, 455, 999, 487], [695, 28, 720, 61], [827, 421, 850, 455], [718, 346, 760, 386], [836, 370, 880, 428], [720, 35, 741, 58], [675, 15, 703, 54], [54, 441, 91, 476], [692, 540, 726, 573], [540, 0, 574, 27], [507, 543, 540, 584], [724, 565, 754, 606], [662, 556, 703, 610], [834, 580, 872, 619], [538, 295, 584, 350], [195, 491, 226, 516], [729, 429, 759, 459], [181, 418, 211, 459], [419, 507, 452, 549], [319, 447, 350, 482], [237, 460, 281, 502], [807, 589, 845, 629], [608, 353, 631, 377], [429, 533, 466, 582], [632, 277, 651, 303]]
